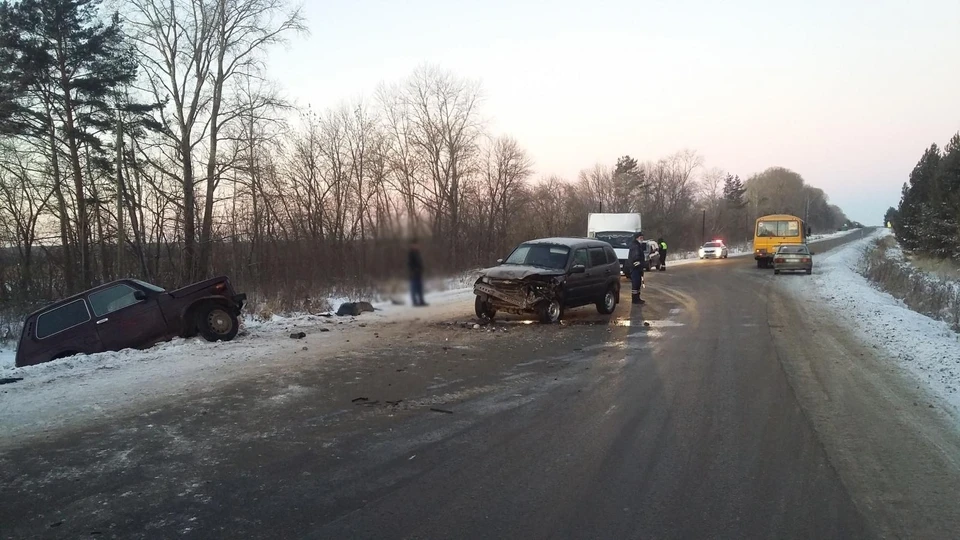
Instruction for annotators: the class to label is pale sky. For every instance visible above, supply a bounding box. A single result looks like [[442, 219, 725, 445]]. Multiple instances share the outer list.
[[268, 0, 960, 226]]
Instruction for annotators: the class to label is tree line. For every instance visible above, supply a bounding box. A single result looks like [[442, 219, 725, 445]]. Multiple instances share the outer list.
[[0, 0, 850, 317], [887, 131, 960, 259]]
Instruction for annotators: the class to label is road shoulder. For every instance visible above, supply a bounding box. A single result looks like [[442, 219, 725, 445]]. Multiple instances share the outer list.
[[768, 285, 960, 538]]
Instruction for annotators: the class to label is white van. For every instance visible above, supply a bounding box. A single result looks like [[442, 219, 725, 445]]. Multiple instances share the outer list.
[[586, 213, 659, 273]]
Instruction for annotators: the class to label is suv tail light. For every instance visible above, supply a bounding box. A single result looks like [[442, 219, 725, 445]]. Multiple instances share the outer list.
[[801, 257, 810, 263], [774, 258, 785, 263]]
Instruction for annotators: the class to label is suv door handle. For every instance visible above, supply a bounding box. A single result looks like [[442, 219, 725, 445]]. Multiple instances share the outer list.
[[97, 318, 109, 325]]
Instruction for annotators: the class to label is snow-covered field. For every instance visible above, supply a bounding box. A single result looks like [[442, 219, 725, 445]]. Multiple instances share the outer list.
[[0, 286, 474, 444], [777, 228, 960, 415]]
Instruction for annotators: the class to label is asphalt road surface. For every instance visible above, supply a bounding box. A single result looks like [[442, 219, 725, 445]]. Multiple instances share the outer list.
[[4, 229, 960, 539]]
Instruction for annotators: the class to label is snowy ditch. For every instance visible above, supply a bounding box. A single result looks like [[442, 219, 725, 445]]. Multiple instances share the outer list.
[[777, 228, 960, 416]]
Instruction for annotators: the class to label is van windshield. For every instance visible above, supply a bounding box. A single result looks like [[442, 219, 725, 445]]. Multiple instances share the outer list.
[[594, 232, 634, 249]]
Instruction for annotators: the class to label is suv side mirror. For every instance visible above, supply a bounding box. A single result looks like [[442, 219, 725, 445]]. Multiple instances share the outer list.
[[570, 264, 586, 274], [133, 290, 147, 301]]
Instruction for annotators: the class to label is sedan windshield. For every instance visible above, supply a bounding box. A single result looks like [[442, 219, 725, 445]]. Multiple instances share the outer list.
[[594, 232, 634, 249], [503, 244, 570, 270]]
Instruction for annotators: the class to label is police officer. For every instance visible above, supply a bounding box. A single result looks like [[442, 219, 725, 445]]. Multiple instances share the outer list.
[[657, 237, 668, 271], [627, 231, 647, 304]]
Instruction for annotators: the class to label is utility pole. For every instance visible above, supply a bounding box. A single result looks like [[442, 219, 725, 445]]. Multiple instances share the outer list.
[[115, 108, 124, 279], [702, 209, 706, 245]]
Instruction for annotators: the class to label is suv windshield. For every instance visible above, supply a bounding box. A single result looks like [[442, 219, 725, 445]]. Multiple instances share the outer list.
[[594, 232, 634, 249], [504, 243, 571, 270]]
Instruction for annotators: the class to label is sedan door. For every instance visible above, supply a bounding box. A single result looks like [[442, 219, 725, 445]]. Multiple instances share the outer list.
[[89, 283, 169, 352]]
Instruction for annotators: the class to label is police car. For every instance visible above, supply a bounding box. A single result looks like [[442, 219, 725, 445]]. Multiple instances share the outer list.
[[698, 239, 729, 259]]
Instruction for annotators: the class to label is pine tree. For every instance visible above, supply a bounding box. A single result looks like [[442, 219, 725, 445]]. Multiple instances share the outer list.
[[612, 155, 645, 211], [722, 174, 747, 208], [0, 0, 140, 289]]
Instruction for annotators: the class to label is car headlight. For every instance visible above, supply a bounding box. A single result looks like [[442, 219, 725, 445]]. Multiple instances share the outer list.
[[480, 276, 490, 284]]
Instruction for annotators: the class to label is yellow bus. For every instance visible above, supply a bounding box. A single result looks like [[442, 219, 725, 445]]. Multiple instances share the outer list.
[[753, 214, 810, 268]]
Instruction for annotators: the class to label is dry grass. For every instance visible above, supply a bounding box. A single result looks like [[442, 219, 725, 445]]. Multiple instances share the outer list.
[[860, 236, 960, 331]]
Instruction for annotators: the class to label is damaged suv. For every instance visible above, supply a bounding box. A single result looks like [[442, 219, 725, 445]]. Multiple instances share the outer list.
[[473, 237, 621, 323]]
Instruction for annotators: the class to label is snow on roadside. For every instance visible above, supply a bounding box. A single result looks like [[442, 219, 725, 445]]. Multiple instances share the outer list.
[[0, 285, 475, 443], [777, 228, 960, 415]]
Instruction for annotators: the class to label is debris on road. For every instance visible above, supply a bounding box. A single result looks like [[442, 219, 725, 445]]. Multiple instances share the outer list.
[[319, 328, 330, 333], [290, 332, 306, 339], [430, 407, 454, 414], [351, 397, 369, 403], [0, 377, 23, 385], [336, 301, 375, 317]]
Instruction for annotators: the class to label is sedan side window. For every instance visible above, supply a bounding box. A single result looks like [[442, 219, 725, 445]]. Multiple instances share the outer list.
[[89, 284, 141, 317], [572, 248, 589, 268]]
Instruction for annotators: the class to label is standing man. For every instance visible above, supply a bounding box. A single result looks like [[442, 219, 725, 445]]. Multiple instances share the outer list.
[[657, 237, 668, 271], [408, 238, 427, 307], [627, 231, 647, 305]]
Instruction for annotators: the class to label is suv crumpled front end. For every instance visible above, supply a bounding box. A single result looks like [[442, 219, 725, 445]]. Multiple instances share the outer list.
[[473, 266, 564, 316]]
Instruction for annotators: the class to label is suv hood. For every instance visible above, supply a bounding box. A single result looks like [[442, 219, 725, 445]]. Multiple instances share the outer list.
[[169, 276, 231, 298], [481, 265, 565, 280]]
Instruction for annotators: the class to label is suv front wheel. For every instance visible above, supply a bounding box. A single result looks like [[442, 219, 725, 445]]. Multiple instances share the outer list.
[[538, 297, 563, 324], [197, 303, 240, 342], [475, 295, 497, 321]]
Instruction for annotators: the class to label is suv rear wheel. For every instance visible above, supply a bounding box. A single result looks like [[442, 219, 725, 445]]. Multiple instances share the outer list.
[[197, 303, 239, 342], [596, 285, 617, 314]]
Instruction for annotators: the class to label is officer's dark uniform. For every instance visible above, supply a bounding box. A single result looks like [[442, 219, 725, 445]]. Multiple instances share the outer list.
[[627, 233, 646, 304], [657, 238, 668, 270]]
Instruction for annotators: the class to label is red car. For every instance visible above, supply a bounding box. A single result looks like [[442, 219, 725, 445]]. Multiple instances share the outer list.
[[14, 277, 247, 367]]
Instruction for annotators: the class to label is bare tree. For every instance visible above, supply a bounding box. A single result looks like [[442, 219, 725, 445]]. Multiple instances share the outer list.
[[198, 0, 306, 276], [401, 65, 484, 268], [480, 135, 533, 256]]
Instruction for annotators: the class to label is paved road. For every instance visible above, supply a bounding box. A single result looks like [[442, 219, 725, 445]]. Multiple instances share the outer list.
[[4, 229, 960, 539]]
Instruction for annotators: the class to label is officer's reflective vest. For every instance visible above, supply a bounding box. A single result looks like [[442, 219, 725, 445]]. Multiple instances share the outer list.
[[660, 241, 667, 250]]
